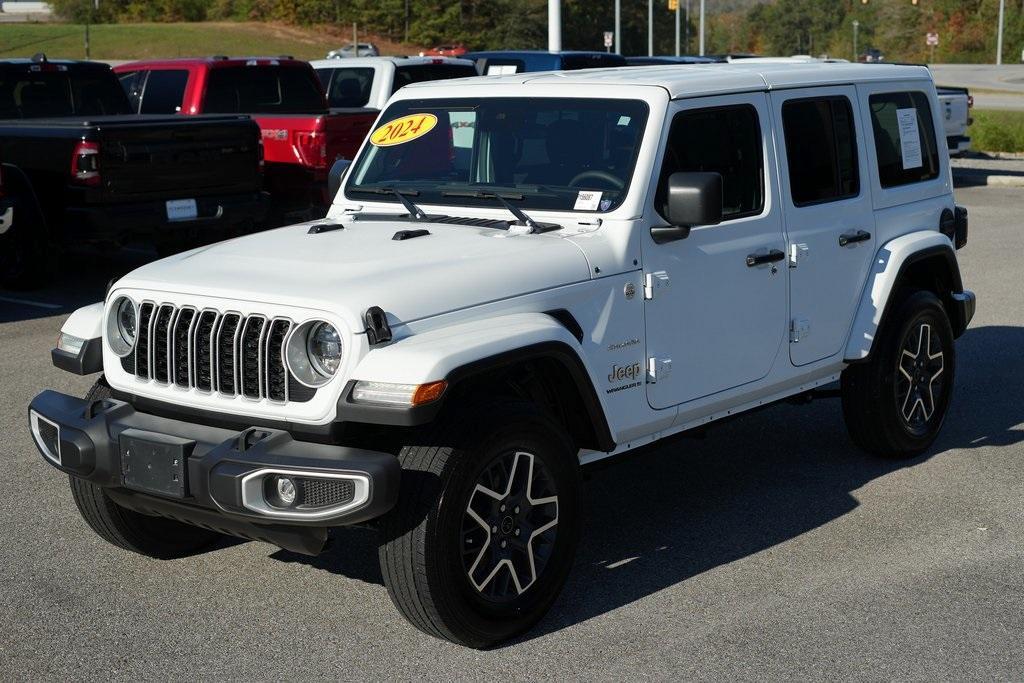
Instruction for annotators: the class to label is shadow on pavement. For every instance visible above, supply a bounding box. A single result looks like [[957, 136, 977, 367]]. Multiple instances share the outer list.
[[266, 325, 1024, 644]]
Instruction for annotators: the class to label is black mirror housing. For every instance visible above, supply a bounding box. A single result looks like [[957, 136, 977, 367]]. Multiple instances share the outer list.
[[665, 171, 723, 228], [327, 158, 352, 201]]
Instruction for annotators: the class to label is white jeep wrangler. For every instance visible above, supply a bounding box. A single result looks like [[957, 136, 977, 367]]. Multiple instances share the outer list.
[[29, 61, 974, 648]]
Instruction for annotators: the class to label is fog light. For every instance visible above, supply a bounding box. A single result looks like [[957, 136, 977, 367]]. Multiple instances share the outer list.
[[276, 477, 297, 505], [264, 475, 300, 508]]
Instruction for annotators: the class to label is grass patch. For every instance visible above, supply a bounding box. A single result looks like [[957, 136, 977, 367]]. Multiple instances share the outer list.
[[970, 109, 1024, 153], [0, 22, 408, 61]]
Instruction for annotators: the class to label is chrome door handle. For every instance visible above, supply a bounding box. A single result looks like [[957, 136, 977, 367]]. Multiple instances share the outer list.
[[839, 230, 871, 247]]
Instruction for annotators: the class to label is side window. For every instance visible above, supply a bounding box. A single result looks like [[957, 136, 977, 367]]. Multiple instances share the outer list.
[[139, 70, 188, 114], [868, 91, 940, 188], [322, 67, 373, 108], [657, 104, 764, 221], [118, 70, 143, 113], [782, 96, 859, 206]]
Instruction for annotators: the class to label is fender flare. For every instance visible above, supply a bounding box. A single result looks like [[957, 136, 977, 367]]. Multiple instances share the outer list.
[[844, 231, 965, 363], [337, 312, 615, 450]]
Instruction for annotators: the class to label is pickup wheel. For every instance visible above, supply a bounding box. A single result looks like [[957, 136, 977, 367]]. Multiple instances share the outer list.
[[841, 290, 956, 458], [0, 188, 47, 290], [68, 379, 222, 559], [378, 402, 580, 648]]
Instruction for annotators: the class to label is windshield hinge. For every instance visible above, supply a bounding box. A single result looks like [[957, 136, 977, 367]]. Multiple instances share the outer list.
[[643, 271, 669, 300]]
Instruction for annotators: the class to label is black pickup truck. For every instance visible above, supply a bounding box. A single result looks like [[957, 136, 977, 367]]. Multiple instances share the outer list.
[[0, 56, 267, 287]]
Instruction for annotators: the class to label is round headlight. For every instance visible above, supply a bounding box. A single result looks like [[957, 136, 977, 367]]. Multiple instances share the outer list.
[[307, 322, 342, 377], [106, 296, 137, 357]]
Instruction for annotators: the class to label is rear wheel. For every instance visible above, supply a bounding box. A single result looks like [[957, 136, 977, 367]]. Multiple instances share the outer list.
[[0, 194, 48, 289], [378, 402, 580, 648], [68, 379, 222, 559], [841, 290, 956, 457]]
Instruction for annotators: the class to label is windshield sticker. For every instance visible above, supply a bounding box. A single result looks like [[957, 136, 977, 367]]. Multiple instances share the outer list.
[[370, 113, 438, 147], [574, 190, 603, 211], [617, 115, 632, 126], [896, 108, 923, 170]]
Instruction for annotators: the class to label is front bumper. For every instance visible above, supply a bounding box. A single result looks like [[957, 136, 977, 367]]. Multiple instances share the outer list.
[[28, 389, 400, 555]]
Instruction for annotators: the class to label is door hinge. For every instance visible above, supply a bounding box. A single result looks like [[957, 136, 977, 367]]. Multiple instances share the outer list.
[[789, 243, 809, 268], [647, 357, 672, 383], [790, 318, 811, 343], [643, 271, 669, 300]]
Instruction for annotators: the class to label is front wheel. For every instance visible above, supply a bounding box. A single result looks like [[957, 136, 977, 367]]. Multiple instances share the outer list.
[[378, 402, 580, 648], [841, 290, 956, 457]]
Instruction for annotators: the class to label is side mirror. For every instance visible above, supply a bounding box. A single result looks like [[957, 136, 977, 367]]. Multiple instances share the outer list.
[[327, 158, 352, 201], [651, 171, 723, 244]]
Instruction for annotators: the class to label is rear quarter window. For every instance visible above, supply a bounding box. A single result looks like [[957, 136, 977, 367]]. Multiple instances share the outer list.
[[868, 91, 940, 188], [139, 70, 189, 114]]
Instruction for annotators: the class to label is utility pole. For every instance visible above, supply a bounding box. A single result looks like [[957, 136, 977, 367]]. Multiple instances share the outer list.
[[685, 0, 690, 54], [549, 0, 561, 51], [84, 0, 97, 60], [352, 22, 357, 51], [404, 0, 409, 44], [675, 0, 680, 56], [852, 20, 859, 62], [996, 0, 1005, 65], [699, 0, 705, 55], [615, 0, 621, 54], [648, 0, 653, 57]]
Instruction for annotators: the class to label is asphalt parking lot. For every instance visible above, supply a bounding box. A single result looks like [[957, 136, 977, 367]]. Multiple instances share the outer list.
[[1, 185, 1022, 679]]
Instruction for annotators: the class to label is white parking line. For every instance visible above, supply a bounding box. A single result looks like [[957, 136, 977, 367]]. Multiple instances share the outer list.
[[0, 295, 62, 310]]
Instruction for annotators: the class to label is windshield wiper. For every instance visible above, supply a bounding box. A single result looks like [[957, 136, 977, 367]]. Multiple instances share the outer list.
[[348, 186, 430, 221], [441, 190, 560, 233]]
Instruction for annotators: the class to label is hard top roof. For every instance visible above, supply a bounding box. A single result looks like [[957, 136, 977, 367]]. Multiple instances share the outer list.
[[404, 60, 932, 99]]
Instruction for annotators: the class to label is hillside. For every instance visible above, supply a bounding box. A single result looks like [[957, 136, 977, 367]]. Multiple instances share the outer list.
[[0, 22, 420, 61]]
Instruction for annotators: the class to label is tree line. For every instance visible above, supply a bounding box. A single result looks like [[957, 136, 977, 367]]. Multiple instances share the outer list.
[[49, 0, 1023, 62]]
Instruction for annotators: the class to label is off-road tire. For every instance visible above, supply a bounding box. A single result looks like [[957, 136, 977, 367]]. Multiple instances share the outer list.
[[68, 379, 222, 559], [378, 402, 581, 648], [841, 289, 956, 458]]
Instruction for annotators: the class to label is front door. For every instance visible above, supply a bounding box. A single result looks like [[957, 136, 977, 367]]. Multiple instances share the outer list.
[[643, 93, 788, 410], [770, 86, 877, 366]]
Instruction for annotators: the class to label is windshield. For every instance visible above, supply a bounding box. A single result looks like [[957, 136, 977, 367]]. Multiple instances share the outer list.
[[346, 97, 648, 213]]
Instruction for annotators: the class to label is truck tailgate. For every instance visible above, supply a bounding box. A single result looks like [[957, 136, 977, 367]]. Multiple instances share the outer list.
[[254, 111, 377, 172], [97, 115, 261, 200], [937, 91, 970, 138]]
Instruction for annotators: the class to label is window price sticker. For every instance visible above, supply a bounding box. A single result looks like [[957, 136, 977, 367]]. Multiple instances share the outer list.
[[370, 113, 438, 147], [896, 108, 923, 170], [574, 190, 603, 211]]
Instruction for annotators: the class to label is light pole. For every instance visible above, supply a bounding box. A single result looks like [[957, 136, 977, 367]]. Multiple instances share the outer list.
[[852, 19, 859, 62], [699, 0, 705, 56], [675, 0, 680, 56], [648, 0, 653, 57], [548, 0, 561, 51], [996, 0, 1005, 65], [615, 0, 621, 54]]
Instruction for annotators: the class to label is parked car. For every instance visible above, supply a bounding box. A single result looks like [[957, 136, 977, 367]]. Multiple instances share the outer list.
[[0, 56, 266, 288], [30, 61, 974, 649], [936, 86, 973, 156], [625, 55, 716, 65], [420, 43, 469, 58], [859, 48, 885, 63], [113, 57, 377, 223], [311, 56, 477, 111], [464, 50, 627, 74], [326, 43, 380, 59]]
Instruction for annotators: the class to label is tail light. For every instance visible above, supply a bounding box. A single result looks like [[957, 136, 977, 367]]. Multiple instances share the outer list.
[[295, 123, 327, 171], [71, 140, 100, 187]]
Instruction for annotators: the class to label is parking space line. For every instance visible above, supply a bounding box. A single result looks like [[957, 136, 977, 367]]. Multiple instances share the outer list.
[[0, 296, 62, 310]]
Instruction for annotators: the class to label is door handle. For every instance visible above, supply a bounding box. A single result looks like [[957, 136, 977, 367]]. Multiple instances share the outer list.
[[838, 230, 871, 247], [746, 249, 785, 267]]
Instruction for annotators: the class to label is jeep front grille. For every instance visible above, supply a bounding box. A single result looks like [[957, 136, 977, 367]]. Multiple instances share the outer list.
[[121, 302, 307, 403]]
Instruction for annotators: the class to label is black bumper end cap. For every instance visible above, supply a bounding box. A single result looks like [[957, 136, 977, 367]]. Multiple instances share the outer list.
[[51, 337, 103, 376]]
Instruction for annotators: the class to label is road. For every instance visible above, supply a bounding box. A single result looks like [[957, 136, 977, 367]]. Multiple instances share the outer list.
[[2, 186, 1023, 679], [930, 64, 1024, 111]]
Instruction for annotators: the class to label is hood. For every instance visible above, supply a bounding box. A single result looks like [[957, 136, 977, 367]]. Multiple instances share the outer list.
[[117, 218, 593, 331]]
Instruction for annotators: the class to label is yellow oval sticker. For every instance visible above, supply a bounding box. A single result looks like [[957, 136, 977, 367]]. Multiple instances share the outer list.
[[370, 113, 438, 147]]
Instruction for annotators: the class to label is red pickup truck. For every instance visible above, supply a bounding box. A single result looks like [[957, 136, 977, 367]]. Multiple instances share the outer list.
[[113, 57, 377, 222]]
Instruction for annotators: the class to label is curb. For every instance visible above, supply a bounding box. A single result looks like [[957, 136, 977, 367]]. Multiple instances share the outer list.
[[952, 172, 1024, 188]]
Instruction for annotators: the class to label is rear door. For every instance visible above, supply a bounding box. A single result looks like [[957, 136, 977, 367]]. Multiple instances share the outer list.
[[770, 86, 876, 366]]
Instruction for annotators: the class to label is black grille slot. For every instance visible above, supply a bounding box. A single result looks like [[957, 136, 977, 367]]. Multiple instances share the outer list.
[[265, 319, 291, 402], [193, 311, 218, 391], [120, 348, 135, 373], [298, 478, 355, 509], [240, 316, 265, 399], [152, 304, 174, 383], [217, 314, 241, 394], [172, 308, 195, 387], [136, 303, 154, 379]]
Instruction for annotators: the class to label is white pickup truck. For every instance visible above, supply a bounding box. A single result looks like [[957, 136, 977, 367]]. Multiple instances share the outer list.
[[310, 56, 477, 112], [936, 86, 973, 155], [30, 61, 974, 648]]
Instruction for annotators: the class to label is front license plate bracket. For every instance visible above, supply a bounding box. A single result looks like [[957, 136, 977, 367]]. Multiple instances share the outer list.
[[120, 428, 194, 499]]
